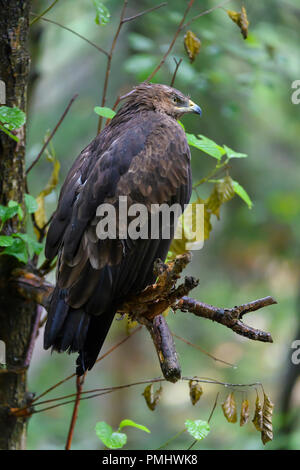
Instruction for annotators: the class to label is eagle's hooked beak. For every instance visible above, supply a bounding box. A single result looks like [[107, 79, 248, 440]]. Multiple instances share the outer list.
[[188, 99, 202, 116]]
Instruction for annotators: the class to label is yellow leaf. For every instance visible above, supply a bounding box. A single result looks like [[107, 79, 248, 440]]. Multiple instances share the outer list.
[[222, 392, 237, 423], [252, 393, 263, 432], [142, 383, 163, 411], [261, 393, 274, 445], [189, 379, 203, 405], [227, 6, 249, 39], [184, 30, 201, 63], [240, 399, 250, 426]]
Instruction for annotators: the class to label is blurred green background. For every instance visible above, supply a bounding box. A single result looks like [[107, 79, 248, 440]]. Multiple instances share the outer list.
[[26, 0, 300, 450]]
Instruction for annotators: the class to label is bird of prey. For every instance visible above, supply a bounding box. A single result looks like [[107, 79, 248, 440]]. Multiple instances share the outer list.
[[44, 83, 202, 375]]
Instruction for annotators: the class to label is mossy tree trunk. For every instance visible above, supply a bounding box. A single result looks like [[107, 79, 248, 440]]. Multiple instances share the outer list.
[[0, 1, 35, 450]]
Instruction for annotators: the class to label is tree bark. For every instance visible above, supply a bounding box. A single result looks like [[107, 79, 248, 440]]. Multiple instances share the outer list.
[[0, 1, 34, 450]]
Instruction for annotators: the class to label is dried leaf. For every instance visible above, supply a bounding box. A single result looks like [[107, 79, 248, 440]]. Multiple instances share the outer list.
[[184, 30, 201, 63], [222, 392, 237, 423], [227, 6, 249, 39], [261, 393, 274, 445], [206, 175, 235, 219], [142, 384, 162, 411], [189, 379, 203, 405], [240, 399, 250, 426], [252, 393, 263, 432], [168, 176, 235, 258]]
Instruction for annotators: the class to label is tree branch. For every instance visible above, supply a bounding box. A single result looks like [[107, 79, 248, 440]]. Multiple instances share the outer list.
[[11, 252, 276, 384], [30, 15, 109, 57], [97, 1, 167, 133], [170, 58, 183, 87], [26, 93, 78, 175], [146, 0, 232, 82], [175, 296, 276, 343]]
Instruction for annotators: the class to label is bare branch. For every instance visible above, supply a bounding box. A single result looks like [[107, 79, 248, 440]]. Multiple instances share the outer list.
[[26, 93, 78, 175], [30, 0, 60, 26], [122, 2, 167, 23], [97, 0, 128, 133], [175, 296, 276, 343], [145, 315, 181, 383], [170, 57, 183, 87], [24, 305, 43, 368], [172, 332, 235, 367], [183, 0, 232, 29], [30, 15, 109, 57], [65, 376, 84, 450], [146, 0, 196, 82], [12, 253, 276, 385], [146, 0, 232, 82]]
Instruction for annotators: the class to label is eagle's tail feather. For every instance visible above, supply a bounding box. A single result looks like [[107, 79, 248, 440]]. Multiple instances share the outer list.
[[76, 312, 115, 376], [44, 287, 115, 376], [44, 287, 69, 350]]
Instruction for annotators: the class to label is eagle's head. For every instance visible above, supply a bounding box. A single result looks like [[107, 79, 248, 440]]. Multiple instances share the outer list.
[[120, 82, 202, 119]]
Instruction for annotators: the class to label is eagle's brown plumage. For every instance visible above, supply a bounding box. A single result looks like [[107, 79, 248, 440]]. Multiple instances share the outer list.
[[44, 83, 201, 375]]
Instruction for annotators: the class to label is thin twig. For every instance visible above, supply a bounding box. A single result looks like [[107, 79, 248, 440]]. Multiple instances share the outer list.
[[146, 0, 196, 82], [122, 2, 167, 23], [208, 392, 220, 423], [97, 1, 167, 133], [170, 58, 183, 87], [172, 332, 235, 368], [30, 0, 60, 26], [65, 376, 84, 450], [31, 376, 262, 409], [26, 94, 78, 175], [31, 326, 142, 404], [24, 305, 43, 368], [97, 0, 128, 133], [146, 0, 233, 82], [183, 0, 232, 29], [12, 376, 262, 417], [30, 14, 109, 56]]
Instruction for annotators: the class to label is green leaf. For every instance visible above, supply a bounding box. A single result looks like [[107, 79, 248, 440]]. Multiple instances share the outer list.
[[93, 0, 110, 26], [0, 123, 19, 142], [13, 233, 43, 257], [185, 419, 210, 441], [8, 200, 23, 220], [223, 144, 247, 159], [95, 422, 127, 449], [0, 202, 22, 223], [1, 237, 28, 264], [119, 419, 151, 434], [232, 180, 253, 208], [0, 106, 26, 130], [94, 106, 116, 119], [186, 134, 226, 160], [24, 194, 38, 214], [0, 235, 14, 247]]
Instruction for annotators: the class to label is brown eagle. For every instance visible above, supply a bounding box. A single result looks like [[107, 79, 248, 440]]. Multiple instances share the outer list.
[[44, 83, 201, 375]]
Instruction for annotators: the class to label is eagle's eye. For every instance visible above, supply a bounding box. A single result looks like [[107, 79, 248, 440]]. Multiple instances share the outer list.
[[172, 95, 180, 104]]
